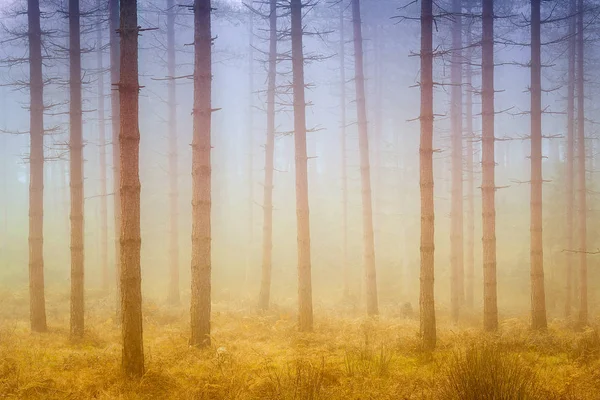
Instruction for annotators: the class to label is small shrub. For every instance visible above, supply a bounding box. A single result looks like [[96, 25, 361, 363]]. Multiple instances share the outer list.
[[438, 341, 544, 400]]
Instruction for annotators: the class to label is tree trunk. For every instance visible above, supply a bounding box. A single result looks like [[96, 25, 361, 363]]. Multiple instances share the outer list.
[[352, 0, 378, 316], [565, 0, 576, 319], [339, 1, 349, 298], [28, 0, 47, 333], [450, 0, 463, 323], [69, 0, 85, 339], [97, 0, 109, 295], [419, 0, 436, 350], [166, 0, 180, 305], [258, 0, 277, 311], [246, 8, 254, 290], [577, 0, 587, 327], [530, 0, 547, 331], [482, 0, 498, 332], [109, 0, 121, 315], [190, 0, 212, 347], [464, 0, 475, 310], [291, 0, 313, 332], [119, 0, 144, 377]]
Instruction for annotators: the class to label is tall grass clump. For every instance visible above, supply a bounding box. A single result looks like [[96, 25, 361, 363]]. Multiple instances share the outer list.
[[438, 341, 545, 400]]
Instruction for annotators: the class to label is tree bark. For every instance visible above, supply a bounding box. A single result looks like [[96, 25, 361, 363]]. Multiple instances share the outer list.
[[482, 0, 498, 332], [530, 0, 547, 331], [69, 0, 85, 339], [464, 0, 475, 310], [190, 0, 212, 347], [258, 0, 277, 311], [97, 0, 109, 295], [352, 0, 378, 316], [565, 0, 576, 319], [109, 0, 121, 315], [28, 0, 47, 333], [291, 0, 313, 332], [450, 0, 463, 323], [119, 0, 144, 377], [166, 0, 180, 305], [576, 0, 587, 327], [340, 1, 349, 298], [419, 0, 436, 350], [246, 8, 254, 290]]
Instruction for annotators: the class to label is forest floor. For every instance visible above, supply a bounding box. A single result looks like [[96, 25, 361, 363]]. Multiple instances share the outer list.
[[1, 289, 600, 399]]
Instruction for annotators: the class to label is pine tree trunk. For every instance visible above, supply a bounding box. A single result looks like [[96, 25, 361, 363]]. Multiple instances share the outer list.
[[109, 0, 121, 314], [97, 0, 109, 295], [246, 9, 254, 290], [450, 0, 463, 323], [339, 1, 349, 298], [419, 0, 436, 350], [119, 0, 144, 377], [166, 0, 180, 305], [577, 0, 587, 327], [482, 0, 498, 332], [69, 0, 85, 339], [291, 0, 313, 332], [464, 0, 475, 310], [190, 0, 212, 347], [28, 0, 47, 333], [258, 0, 277, 311], [565, 0, 576, 319], [530, 0, 547, 331], [352, 0, 378, 316]]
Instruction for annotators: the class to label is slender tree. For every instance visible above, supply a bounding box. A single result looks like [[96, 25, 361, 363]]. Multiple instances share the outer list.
[[565, 0, 576, 318], [450, 0, 463, 323], [464, 0, 475, 309], [190, 0, 213, 347], [291, 0, 313, 332], [97, 0, 109, 294], [420, 0, 436, 350], [246, 6, 254, 289], [110, 0, 121, 311], [28, 0, 47, 333], [352, 0, 378, 316], [69, 0, 85, 339], [258, 0, 277, 311], [339, 0, 349, 298], [530, 0, 547, 331], [482, 0, 498, 331], [166, 0, 180, 305], [577, 0, 587, 326], [119, 0, 144, 377]]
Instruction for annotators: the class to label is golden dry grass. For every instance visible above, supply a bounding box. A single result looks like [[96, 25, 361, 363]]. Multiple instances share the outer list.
[[1, 289, 600, 399]]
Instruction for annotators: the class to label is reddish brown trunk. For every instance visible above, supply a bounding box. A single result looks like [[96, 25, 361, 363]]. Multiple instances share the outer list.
[[340, 1, 349, 298], [530, 0, 547, 331], [419, 0, 436, 350], [69, 0, 85, 339], [190, 0, 212, 347], [291, 0, 313, 332], [28, 0, 47, 333], [577, 0, 587, 326], [119, 0, 144, 377]]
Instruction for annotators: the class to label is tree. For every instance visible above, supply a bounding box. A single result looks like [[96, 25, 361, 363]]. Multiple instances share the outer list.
[[291, 0, 313, 332], [119, 0, 144, 377], [450, 0, 464, 323], [565, 0, 575, 318], [530, 0, 547, 331], [28, 0, 47, 333], [258, 0, 277, 311], [339, 0, 349, 298], [190, 0, 212, 347], [166, 0, 180, 305], [482, 0, 498, 332], [246, 5, 254, 290], [97, 0, 109, 295], [352, 0, 378, 317], [576, 0, 587, 327], [110, 0, 121, 313], [69, 0, 85, 339], [420, 0, 436, 350]]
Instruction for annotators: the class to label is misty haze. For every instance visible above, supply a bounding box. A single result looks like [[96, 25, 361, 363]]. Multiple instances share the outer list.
[[0, 0, 599, 398]]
